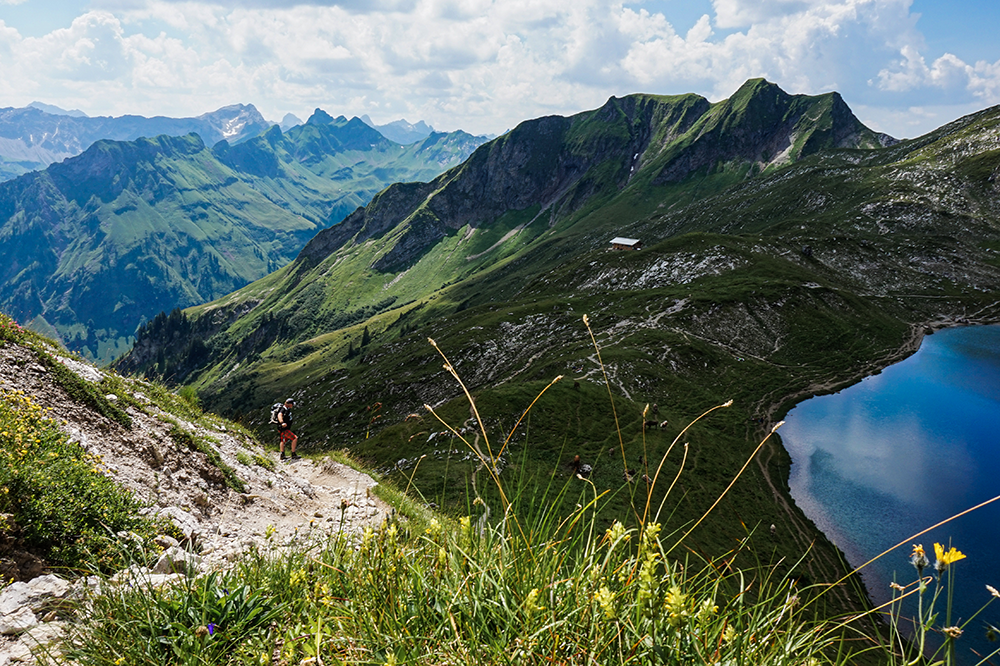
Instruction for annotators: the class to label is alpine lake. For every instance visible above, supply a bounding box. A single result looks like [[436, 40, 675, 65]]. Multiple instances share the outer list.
[[781, 324, 1000, 664]]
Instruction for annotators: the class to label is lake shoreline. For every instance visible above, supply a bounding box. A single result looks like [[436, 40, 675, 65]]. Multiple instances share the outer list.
[[754, 309, 1000, 616]]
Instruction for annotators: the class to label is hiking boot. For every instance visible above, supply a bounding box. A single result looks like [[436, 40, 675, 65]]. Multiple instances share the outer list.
[[290, 453, 301, 460], [280, 452, 287, 460]]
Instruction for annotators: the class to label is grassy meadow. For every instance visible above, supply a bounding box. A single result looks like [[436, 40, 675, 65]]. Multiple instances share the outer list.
[[6, 311, 1000, 664]]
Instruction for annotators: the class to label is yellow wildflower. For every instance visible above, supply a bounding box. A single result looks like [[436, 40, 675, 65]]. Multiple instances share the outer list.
[[664, 585, 691, 627], [605, 520, 629, 547], [595, 586, 615, 619], [524, 588, 545, 616], [934, 542, 966, 565], [934, 542, 966, 575]]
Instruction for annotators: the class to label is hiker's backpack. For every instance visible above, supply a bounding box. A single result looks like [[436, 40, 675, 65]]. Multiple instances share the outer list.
[[269, 403, 282, 424]]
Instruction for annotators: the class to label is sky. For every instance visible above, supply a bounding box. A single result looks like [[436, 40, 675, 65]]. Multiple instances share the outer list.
[[0, 0, 998, 139]]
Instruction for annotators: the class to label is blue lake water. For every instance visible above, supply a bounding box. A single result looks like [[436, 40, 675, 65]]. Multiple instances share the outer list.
[[781, 325, 1000, 660]]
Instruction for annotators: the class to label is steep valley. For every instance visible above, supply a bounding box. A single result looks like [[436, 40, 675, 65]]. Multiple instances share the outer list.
[[0, 112, 487, 363]]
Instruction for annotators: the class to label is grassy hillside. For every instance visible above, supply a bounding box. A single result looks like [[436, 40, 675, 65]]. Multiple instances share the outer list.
[[6, 311, 992, 665], [107, 84, 1000, 634]]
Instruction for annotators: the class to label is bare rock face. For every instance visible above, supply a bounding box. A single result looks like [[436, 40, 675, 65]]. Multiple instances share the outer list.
[[0, 576, 71, 619], [152, 547, 202, 575], [190, 451, 227, 487], [1, 621, 66, 663], [0, 574, 71, 654], [0, 606, 37, 636]]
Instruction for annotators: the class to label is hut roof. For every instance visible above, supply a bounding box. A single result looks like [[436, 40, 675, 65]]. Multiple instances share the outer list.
[[610, 237, 641, 246]]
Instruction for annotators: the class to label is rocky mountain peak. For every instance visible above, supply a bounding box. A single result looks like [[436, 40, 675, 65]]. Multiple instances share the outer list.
[[197, 103, 270, 141], [731, 77, 785, 101], [363, 117, 436, 144], [280, 112, 303, 131], [306, 108, 338, 125], [296, 80, 888, 274]]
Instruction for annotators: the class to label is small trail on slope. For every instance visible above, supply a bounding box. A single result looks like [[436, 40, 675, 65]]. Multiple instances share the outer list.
[[0, 340, 392, 578]]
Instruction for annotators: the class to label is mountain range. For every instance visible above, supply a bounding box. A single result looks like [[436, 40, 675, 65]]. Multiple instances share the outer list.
[[0, 110, 488, 361], [0, 76, 994, 616], [0, 102, 470, 182], [359, 115, 436, 144], [123, 78, 902, 378], [107, 78, 1000, 580], [0, 103, 274, 181]]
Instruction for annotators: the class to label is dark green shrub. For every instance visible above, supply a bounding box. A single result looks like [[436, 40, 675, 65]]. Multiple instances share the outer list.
[[36, 349, 133, 428]]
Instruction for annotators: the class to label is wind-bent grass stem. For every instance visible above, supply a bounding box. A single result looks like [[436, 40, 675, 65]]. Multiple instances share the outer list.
[[582, 315, 628, 486], [429, 337, 497, 464], [656, 441, 689, 523], [806, 493, 1000, 614], [402, 453, 428, 498], [497, 373, 563, 460], [647, 400, 734, 527], [667, 418, 783, 557]]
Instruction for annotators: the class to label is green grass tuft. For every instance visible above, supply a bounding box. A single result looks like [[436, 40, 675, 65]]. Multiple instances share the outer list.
[[168, 424, 247, 494]]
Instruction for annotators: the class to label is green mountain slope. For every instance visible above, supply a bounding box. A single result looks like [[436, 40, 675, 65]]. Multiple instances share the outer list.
[[112, 81, 1000, 609], [294, 79, 891, 276], [120, 78, 893, 381], [0, 111, 487, 361]]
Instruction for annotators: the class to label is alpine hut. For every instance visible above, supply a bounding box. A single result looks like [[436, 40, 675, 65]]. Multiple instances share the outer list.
[[610, 237, 642, 251]]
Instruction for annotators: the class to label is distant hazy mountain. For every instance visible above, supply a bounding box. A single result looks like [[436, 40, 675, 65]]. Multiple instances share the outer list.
[[279, 113, 303, 131], [0, 103, 273, 181], [27, 101, 88, 117], [360, 115, 439, 144], [0, 109, 489, 362]]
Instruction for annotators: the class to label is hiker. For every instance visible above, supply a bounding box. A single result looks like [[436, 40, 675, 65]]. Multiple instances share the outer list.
[[277, 398, 299, 460]]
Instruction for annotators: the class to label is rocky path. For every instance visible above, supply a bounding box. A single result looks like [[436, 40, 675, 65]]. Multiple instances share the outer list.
[[0, 340, 393, 663]]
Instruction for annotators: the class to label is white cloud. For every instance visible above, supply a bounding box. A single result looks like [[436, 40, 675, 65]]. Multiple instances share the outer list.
[[25, 12, 132, 82], [712, 0, 810, 30], [0, 0, 994, 137], [875, 45, 1000, 108], [852, 101, 988, 139], [0, 19, 20, 48]]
